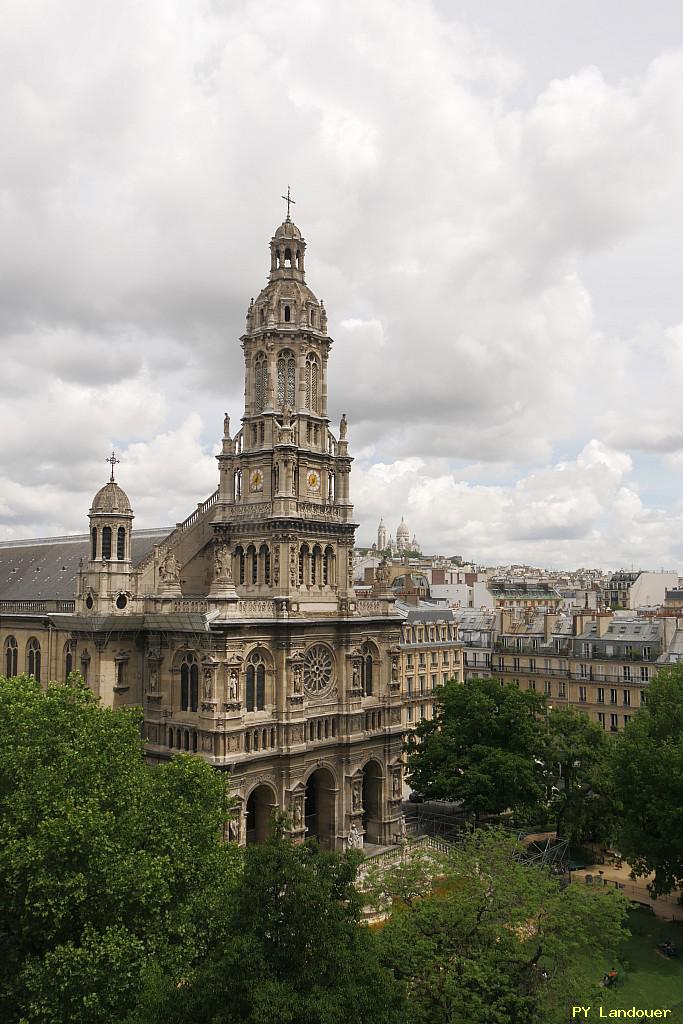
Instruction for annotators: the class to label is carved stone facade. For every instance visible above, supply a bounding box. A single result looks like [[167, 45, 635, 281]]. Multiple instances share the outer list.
[[0, 212, 404, 851]]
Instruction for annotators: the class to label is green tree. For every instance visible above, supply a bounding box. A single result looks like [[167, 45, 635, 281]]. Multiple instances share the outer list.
[[546, 706, 618, 843], [405, 677, 549, 821], [614, 662, 683, 895], [134, 818, 406, 1024], [0, 673, 239, 1024], [376, 829, 629, 1024]]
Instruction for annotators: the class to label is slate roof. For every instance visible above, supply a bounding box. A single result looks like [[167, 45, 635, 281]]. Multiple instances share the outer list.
[[0, 529, 171, 602]]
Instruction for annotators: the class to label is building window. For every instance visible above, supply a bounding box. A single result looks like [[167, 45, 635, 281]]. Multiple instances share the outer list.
[[5, 636, 18, 677], [254, 353, 267, 412], [642, 646, 651, 660], [305, 354, 319, 412], [597, 687, 604, 704], [407, 706, 413, 723], [26, 638, 41, 681], [623, 715, 631, 725], [544, 681, 551, 695], [277, 349, 295, 406], [622, 665, 631, 681], [91, 527, 98, 560], [102, 526, 112, 560], [623, 690, 631, 706], [513, 657, 520, 671], [361, 645, 374, 697], [598, 712, 606, 729], [640, 666, 649, 682], [528, 680, 536, 691], [610, 688, 617, 705], [610, 714, 618, 732], [580, 664, 589, 679], [246, 652, 266, 712], [180, 653, 199, 712], [117, 526, 126, 560], [558, 683, 566, 697], [64, 641, 75, 680], [579, 686, 587, 703]]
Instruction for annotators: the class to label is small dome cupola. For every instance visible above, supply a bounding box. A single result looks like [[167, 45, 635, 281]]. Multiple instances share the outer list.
[[88, 452, 134, 563], [269, 186, 306, 281]]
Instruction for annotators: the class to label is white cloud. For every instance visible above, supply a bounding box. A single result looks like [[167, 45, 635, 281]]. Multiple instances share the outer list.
[[1, 0, 683, 569]]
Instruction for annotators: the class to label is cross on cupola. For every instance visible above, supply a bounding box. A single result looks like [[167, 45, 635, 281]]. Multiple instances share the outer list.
[[106, 451, 120, 482], [281, 185, 296, 221]]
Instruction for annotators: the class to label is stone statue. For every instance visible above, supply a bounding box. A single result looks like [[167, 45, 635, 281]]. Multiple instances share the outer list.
[[292, 662, 303, 694], [223, 412, 230, 437], [203, 667, 213, 701], [376, 556, 391, 588], [399, 814, 408, 844], [347, 823, 362, 850], [339, 412, 348, 439], [148, 666, 158, 692], [160, 550, 180, 583], [391, 655, 400, 683], [352, 780, 361, 812], [352, 660, 361, 691], [393, 771, 401, 799], [228, 668, 238, 701], [214, 543, 231, 581], [282, 405, 293, 427], [228, 817, 240, 843], [293, 800, 303, 828]]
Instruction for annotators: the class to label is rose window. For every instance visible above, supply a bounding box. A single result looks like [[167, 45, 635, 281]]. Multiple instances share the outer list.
[[303, 644, 333, 695]]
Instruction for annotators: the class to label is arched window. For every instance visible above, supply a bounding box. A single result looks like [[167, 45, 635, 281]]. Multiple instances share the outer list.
[[248, 545, 257, 585], [256, 663, 265, 710], [259, 544, 270, 585], [91, 527, 98, 560], [180, 653, 199, 712], [254, 352, 267, 412], [323, 546, 333, 586], [192, 731, 198, 753], [277, 349, 295, 407], [246, 651, 266, 712], [64, 641, 75, 681], [284, 305, 291, 322], [284, 247, 292, 266], [305, 354, 319, 412], [234, 469, 242, 500], [117, 526, 126, 560], [299, 544, 309, 586], [311, 546, 320, 586], [102, 526, 112, 560], [5, 636, 18, 678], [235, 546, 245, 585], [246, 665, 255, 712], [27, 638, 41, 682], [296, 249, 302, 270], [259, 307, 265, 325], [361, 644, 374, 697]]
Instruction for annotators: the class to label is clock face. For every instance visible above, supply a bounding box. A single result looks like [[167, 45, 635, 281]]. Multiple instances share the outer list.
[[307, 470, 320, 492], [250, 468, 264, 492]]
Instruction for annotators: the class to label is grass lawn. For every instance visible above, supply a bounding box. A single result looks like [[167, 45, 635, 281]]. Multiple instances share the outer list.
[[599, 907, 683, 1019]]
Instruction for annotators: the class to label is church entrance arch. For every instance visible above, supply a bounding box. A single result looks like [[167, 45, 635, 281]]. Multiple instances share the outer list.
[[245, 783, 277, 844], [362, 760, 383, 845], [304, 767, 336, 849]]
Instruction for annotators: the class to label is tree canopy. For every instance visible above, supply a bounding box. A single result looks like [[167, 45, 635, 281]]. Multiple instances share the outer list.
[[614, 662, 683, 895], [0, 673, 238, 1024], [132, 818, 405, 1024], [376, 829, 629, 1024], [405, 677, 549, 820], [546, 706, 618, 843]]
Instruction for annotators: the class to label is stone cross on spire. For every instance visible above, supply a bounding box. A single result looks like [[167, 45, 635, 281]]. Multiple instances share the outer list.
[[106, 451, 120, 482], [281, 185, 296, 221]]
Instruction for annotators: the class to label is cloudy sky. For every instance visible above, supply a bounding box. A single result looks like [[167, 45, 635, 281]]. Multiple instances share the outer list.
[[2, 0, 683, 570]]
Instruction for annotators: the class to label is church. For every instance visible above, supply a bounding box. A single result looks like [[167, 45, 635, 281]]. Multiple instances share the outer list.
[[0, 207, 406, 850]]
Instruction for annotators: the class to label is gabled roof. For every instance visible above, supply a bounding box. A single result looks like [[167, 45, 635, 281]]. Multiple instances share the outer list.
[[0, 529, 171, 601]]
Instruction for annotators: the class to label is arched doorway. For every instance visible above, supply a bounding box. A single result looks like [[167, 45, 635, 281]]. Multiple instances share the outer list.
[[245, 784, 277, 844], [304, 767, 336, 849], [362, 761, 383, 845]]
